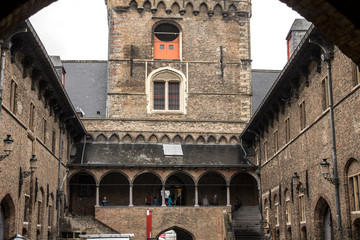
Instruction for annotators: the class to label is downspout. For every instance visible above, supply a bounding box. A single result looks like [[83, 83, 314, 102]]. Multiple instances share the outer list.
[[0, 27, 27, 128], [56, 126, 64, 238], [309, 38, 343, 239], [80, 135, 87, 164]]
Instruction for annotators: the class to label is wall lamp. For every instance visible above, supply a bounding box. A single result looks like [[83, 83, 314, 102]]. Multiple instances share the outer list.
[[0, 135, 14, 161], [292, 172, 307, 194], [320, 158, 338, 185], [21, 155, 37, 179]]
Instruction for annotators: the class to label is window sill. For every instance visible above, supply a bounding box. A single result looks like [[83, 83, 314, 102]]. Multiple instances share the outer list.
[[150, 110, 185, 115]]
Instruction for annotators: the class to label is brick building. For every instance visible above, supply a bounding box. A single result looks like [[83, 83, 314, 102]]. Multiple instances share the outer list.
[[241, 20, 360, 240], [0, 21, 86, 240]]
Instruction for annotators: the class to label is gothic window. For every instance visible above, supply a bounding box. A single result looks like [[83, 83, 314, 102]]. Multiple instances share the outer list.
[[286, 194, 291, 224], [275, 195, 279, 226], [264, 141, 268, 162], [154, 23, 180, 60], [285, 118, 290, 143], [322, 77, 329, 110], [10, 80, 17, 114], [299, 101, 306, 130], [299, 194, 306, 223], [274, 130, 279, 153], [148, 68, 186, 113], [349, 173, 360, 211], [29, 103, 35, 131]]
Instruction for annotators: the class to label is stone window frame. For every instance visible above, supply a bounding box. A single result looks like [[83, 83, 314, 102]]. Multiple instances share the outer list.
[[264, 199, 269, 229], [349, 172, 360, 212], [274, 130, 279, 153], [285, 118, 290, 143], [51, 128, 56, 153], [146, 67, 187, 114], [299, 193, 306, 223], [274, 195, 279, 227], [152, 21, 183, 60], [29, 102, 35, 132], [285, 195, 291, 225], [322, 77, 329, 110], [299, 101, 306, 130], [263, 141, 268, 162], [41, 117, 47, 144], [23, 195, 30, 223], [10, 79, 17, 114]]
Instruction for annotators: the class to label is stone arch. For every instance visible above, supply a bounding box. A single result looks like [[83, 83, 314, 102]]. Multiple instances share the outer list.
[[143, 0, 151, 11], [198, 171, 227, 206], [218, 136, 227, 144], [344, 157, 359, 178], [122, 134, 133, 143], [37, 187, 45, 238], [148, 134, 159, 143], [164, 171, 195, 206], [161, 135, 170, 143], [95, 134, 107, 143], [99, 171, 130, 206], [228, 4, 237, 16], [156, 226, 195, 240], [199, 2, 208, 15], [313, 197, 333, 240], [185, 2, 193, 16], [129, 0, 138, 10], [184, 135, 194, 144], [173, 135, 182, 143], [135, 134, 145, 143], [109, 133, 120, 142], [0, 194, 16, 239], [230, 172, 259, 206], [132, 171, 163, 206], [196, 136, 205, 144], [229, 135, 239, 144], [68, 171, 97, 216], [213, 4, 222, 16], [207, 135, 216, 144], [171, 2, 180, 13], [86, 134, 94, 142], [157, 1, 166, 12]]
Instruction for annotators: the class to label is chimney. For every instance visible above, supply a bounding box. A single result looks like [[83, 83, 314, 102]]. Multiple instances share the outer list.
[[286, 19, 311, 60]]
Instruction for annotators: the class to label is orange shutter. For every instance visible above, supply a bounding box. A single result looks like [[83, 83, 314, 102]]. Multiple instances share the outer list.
[[154, 36, 179, 60]]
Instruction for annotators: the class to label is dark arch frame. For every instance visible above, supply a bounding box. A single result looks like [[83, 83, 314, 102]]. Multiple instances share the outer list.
[[132, 171, 163, 206], [164, 171, 196, 206], [156, 226, 195, 240], [0, 194, 16, 239], [99, 171, 130, 206]]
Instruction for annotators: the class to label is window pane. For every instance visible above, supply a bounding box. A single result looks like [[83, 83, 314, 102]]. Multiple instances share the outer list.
[[154, 82, 165, 110], [168, 82, 179, 110], [160, 45, 165, 50], [169, 45, 174, 50]]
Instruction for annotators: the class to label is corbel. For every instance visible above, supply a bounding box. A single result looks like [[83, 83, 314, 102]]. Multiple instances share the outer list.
[[10, 39, 23, 63], [165, 9, 172, 14], [22, 56, 33, 78], [31, 69, 42, 91], [192, 10, 199, 16], [151, 8, 157, 14], [38, 80, 47, 100], [179, 9, 186, 15], [207, 10, 214, 17], [137, 7, 144, 13]]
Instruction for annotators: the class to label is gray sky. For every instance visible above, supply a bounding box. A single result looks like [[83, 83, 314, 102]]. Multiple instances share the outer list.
[[30, 0, 301, 70]]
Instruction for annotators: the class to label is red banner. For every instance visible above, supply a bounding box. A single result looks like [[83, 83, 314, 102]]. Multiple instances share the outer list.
[[147, 210, 152, 239]]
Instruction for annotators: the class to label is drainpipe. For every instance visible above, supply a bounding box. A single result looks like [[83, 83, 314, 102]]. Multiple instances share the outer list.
[[56, 126, 64, 239], [0, 27, 27, 128], [309, 38, 343, 239]]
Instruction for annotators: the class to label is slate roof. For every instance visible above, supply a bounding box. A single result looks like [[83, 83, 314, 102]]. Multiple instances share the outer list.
[[252, 69, 281, 113], [286, 18, 312, 39], [62, 60, 107, 118], [70, 143, 253, 167]]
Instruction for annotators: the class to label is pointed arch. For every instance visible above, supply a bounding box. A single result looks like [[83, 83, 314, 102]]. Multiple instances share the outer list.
[[218, 136, 227, 144], [185, 135, 194, 144], [313, 196, 333, 240], [148, 134, 158, 143], [196, 136, 205, 144], [229, 135, 239, 144], [185, 2, 193, 16], [171, 2, 180, 13], [109, 133, 120, 142], [122, 134, 133, 143], [199, 2, 208, 15], [129, 0, 138, 10], [161, 135, 170, 143], [213, 4, 222, 16], [173, 135, 182, 143], [0, 194, 16, 239], [157, 1, 166, 12], [95, 134, 107, 143], [207, 135, 216, 144], [135, 134, 145, 143], [86, 134, 94, 142], [228, 4, 236, 15], [143, 0, 151, 11]]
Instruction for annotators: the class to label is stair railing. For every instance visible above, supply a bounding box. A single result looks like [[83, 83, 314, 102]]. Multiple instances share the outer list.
[[224, 212, 235, 240]]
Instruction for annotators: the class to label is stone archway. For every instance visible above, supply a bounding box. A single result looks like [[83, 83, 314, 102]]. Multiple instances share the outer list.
[[165, 172, 195, 206], [0, 194, 16, 240], [156, 226, 194, 240], [230, 172, 259, 207], [314, 197, 333, 240], [99, 171, 130, 206], [198, 171, 226, 206], [69, 171, 96, 216], [133, 172, 162, 206]]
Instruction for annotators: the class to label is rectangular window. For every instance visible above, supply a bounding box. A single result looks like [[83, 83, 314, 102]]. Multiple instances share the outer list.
[[154, 82, 165, 110], [285, 118, 290, 143], [275, 203, 279, 226], [300, 101, 306, 130], [286, 199, 291, 224], [274, 130, 278, 153], [300, 194, 306, 222], [10, 80, 17, 114], [168, 82, 179, 110], [29, 103, 35, 131], [37, 201, 42, 225], [160, 44, 165, 50], [24, 196, 30, 222], [42, 118, 47, 144], [52, 129, 56, 153], [357, 66, 360, 85], [169, 45, 174, 50], [264, 141, 268, 162], [350, 174, 360, 211], [265, 205, 269, 228], [322, 77, 329, 110], [48, 205, 52, 227]]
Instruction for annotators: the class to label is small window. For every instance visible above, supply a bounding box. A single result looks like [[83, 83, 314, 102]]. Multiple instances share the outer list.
[[154, 82, 165, 110], [264, 141, 268, 162], [286, 197, 291, 224], [24, 196, 30, 222], [264, 200, 269, 228], [42, 118, 47, 144], [274, 130, 278, 153], [349, 174, 360, 211], [10, 80, 17, 114], [275, 197, 279, 226], [300, 194, 306, 222], [169, 45, 174, 50], [160, 45, 165, 50], [29, 103, 35, 131], [37, 201, 42, 225], [300, 101, 306, 130], [322, 77, 329, 110], [285, 118, 290, 143], [52, 129, 56, 153]]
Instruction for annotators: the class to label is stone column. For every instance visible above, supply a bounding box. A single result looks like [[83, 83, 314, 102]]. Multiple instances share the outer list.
[[95, 184, 100, 207], [161, 184, 166, 207], [226, 184, 231, 207], [129, 184, 133, 207], [195, 184, 199, 207]]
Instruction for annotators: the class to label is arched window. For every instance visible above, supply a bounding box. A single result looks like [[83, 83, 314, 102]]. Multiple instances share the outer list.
[[147, 68, 187, 113], [154, 23, 180, 60]]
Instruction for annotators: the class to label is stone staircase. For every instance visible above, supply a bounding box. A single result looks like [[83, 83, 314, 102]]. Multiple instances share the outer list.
[[61, 215, 119, 235], [232, 206, 266, 240]]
